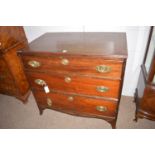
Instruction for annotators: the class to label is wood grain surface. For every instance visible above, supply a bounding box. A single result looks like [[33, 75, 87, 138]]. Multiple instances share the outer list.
[[0, 26, 30, 102], [26, 71, 121, 99], [19, 32, 128, 128]]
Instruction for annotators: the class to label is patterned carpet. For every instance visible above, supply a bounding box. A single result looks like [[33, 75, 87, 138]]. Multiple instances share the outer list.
[[0, 93, 155, 129]]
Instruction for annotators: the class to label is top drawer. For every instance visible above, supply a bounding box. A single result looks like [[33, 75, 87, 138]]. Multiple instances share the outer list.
[[21, 56, 123, 79]]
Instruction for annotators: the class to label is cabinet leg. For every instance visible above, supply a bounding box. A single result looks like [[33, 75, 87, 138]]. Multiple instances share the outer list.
[[108, 120, 116, 129], [133, 115, 138, 122], [16, 95, 28, 104], [111, 122, 116, 129], [39, 108, 44, 115], [133, 93, 136, 103], [16, 90, 31, 104]]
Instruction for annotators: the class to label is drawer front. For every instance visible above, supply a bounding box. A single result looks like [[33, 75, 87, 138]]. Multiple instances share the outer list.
[[22, 56, 123, 79], [33, 91, 75, 113], [27, 72, 120, 99], [33, 91, 117, 117], [75, 96, 117, 117]]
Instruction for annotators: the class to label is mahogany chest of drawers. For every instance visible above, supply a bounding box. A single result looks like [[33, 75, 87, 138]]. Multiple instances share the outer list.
[[0, 26, 30, 102], [19, 32, 128, 128]]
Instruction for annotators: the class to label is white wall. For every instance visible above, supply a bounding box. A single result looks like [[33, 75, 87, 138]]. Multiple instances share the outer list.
[[24, 26, 150, 96]]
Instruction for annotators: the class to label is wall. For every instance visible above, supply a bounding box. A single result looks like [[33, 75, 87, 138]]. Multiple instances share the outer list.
[[24, 26, 150, 96]]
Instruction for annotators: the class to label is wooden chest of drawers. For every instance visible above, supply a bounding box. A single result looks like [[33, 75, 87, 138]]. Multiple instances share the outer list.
[[19, 32, 127, 128], [0, 26, 30, 102]]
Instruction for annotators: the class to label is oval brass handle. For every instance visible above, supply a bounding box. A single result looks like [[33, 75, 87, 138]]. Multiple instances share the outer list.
[[68, 96, 74, 102], [0, 42, 2, 46], [47, 98, 52, 107], [62, 49, 68, 53], [96, 106, 107, 112], [35, 79, 46, 86], [96, 65, 111, 73], [28, 60, 41, 68], [61, 58, 69, 65], [64, 77, 72, 83], [96, 86, 109, 92]]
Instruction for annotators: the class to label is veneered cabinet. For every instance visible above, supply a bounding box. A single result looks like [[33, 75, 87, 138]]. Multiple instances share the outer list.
[[0, 26, 30, 102]]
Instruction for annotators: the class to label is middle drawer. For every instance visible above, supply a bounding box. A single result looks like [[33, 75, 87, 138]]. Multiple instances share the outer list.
[[27, 72, 120, 99]]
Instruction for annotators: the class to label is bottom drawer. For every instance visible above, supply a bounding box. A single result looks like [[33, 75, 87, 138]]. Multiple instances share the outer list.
[[75, 96, 117, 117], [33, 90, 117, 118]]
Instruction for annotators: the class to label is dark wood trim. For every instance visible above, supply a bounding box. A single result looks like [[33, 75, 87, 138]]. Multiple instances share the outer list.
[[148, 53, 155, 82], [32, 88, 119, 102], [19, 51, 127, 60], [143, 26, 153, 64], [134, 88, 138, 121], [141, 64, 147, 83], [143, 26, 155, 83]]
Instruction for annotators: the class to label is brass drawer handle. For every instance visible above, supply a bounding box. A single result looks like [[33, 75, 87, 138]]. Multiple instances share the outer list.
[[96, 106, 107, 112], [65, 77, 72, 83], [35, 79, 46, 86], [96, 86, 109, 92], [96, 65, 111, 73], [62, 49, 68, 53], [47, 98, 52, 107], [28, 60, 41, 68], [68, 96, 74, 102], [61, 58, 69, 65]]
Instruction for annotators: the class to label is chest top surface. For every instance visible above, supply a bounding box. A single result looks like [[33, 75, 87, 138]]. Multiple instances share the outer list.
[[23, 32, 127, 59]]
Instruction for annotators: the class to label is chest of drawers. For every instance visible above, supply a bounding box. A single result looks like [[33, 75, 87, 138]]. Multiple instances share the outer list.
[[0, 26, 30, 102], [19, 32, 127, 128]]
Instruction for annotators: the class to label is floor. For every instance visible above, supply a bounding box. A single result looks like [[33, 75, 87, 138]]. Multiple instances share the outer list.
[[0, 93, 155, 129]]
